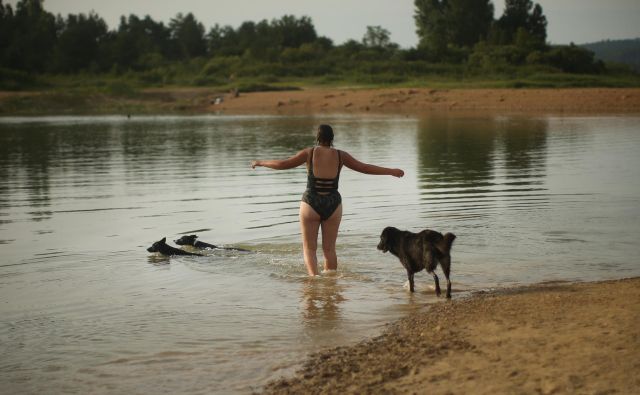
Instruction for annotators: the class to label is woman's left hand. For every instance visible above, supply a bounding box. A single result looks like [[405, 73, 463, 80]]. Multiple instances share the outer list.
[[251, 160, 260, 169]]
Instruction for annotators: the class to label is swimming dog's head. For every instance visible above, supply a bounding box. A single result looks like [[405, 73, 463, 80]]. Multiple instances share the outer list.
[[174, 235, 198, 246], [147, 237, 168, 253]]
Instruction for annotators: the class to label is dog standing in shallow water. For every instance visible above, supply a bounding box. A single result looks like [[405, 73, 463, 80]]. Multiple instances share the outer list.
[[147, 237, 202, 256], [377, 227, 456, 299]]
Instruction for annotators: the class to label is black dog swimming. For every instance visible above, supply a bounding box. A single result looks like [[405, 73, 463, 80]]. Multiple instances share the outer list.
[[147, 237, 202, 256], [174, 235, 249, 252], [377, 227, 456, 299]]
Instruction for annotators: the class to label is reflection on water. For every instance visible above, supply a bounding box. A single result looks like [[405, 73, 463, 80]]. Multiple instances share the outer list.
[[301, 276, 346, 329], [1, 114, 639, 394], [415, 117, 550, 227]]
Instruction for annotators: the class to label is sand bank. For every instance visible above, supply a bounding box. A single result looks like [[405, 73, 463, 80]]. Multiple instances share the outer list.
[[214, 87, 640, 115], [263, 278, 640, 394], [2, 87, 639, 115]]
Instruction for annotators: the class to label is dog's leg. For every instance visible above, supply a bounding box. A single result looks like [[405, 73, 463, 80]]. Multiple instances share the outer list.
[[441, 256, 452, 299], [429, 271, 441, 297], [407, 270, 415, 293], [422, 243, 440, 297]]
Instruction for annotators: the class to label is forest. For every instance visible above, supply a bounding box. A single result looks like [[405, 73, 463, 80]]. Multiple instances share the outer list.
[[1, 0, 638, 92]]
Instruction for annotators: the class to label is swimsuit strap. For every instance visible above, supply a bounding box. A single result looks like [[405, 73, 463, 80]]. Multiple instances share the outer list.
[[308, 146, 315, 176]]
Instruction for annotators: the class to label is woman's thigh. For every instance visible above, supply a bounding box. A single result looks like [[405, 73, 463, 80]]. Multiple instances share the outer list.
[[299, 201, 321, 248], [321, 204, 342, 250]]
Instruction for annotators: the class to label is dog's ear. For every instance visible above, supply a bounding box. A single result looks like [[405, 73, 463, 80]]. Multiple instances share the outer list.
[[161, 237, 166, 243], [190, 235, 198, 239]]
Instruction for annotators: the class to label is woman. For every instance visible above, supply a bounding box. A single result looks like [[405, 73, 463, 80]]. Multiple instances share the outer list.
[[251, 124, 404, 276]]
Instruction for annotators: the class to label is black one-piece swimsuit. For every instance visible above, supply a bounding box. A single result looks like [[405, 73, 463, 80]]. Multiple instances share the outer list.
[[301, 147, 343, 221]]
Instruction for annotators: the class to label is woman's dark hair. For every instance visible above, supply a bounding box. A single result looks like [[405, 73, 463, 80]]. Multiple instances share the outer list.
[[316, 124, 334, 146]]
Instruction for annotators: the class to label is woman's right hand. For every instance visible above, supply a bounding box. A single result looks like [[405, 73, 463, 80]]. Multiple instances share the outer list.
[[390, 168, 404, 178], [251, 160, 260, 169]]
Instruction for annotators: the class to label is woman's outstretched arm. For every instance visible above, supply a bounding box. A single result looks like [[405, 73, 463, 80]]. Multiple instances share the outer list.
[[251, 149, 308, 170], [341, 151, 404, 177]]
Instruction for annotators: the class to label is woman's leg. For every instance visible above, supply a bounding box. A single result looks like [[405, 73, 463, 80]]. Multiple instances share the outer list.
[[299, 201, 322, 276], [321, 204, 342, 271]]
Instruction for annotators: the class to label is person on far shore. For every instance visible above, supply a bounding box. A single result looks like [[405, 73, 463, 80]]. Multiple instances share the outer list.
[[251, 124, 404, 276]]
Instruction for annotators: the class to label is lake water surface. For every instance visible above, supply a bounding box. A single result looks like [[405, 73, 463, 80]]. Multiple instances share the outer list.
[[1, 114, 639, 393]]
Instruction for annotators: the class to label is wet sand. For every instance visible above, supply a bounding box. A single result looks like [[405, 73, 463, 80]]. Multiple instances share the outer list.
[[263, 278, 640, 394]]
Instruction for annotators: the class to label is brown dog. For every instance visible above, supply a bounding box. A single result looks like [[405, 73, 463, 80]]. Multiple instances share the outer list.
[[377, 227, 456, 298]]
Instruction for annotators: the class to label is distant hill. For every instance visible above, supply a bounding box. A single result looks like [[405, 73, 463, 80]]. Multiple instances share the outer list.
[[581, 38, 640, 71]]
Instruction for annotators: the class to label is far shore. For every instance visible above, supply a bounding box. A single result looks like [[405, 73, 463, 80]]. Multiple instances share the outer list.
[[262, 277, 640, 394], [1, 87, 640, 116]]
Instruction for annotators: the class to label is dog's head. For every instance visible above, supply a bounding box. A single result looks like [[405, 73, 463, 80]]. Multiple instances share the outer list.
[[147, 237, 168, 253], [377, 227, 398, 253], [174, 235, 198, 246]]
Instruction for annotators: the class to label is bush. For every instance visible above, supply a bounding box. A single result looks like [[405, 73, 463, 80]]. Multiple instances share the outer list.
[[201, 56, 242, 77], [537, 45, 606, 74], [468, 42, 529, 72], [105, 81, 136, 96], [0, 68, 43, 90]]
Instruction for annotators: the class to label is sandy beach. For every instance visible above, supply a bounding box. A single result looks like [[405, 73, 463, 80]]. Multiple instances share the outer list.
[[263, 278, 640, 394], [2, 87, 640, 115], [212, 87, 640, 115]]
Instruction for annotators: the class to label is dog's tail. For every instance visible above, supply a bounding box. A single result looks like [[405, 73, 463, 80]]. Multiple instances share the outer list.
[[437, 232, 456, 254]]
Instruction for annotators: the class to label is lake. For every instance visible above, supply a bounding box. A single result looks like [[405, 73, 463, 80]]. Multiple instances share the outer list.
[[1, 113, 639, 393]]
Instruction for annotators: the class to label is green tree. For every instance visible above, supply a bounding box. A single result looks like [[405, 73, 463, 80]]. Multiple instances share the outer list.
[[0, 1, 15, 66], [207, 24, 242, 56], [169, 12, 206, 59], [52, 12, 108, 72], [494, 0, 547, 46], [109, 14, 172, 70], [446, 0, 494, 47], [414, 0, 448, 58], [273, 15, 317, 48], [414, 0, 493, 60], [362, 25, 395, 49], [3, 0, 57, 71]]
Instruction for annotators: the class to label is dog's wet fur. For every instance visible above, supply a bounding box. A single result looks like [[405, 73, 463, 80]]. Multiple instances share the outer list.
[[174, 235, 249, 252], [147, 237, 202, 257], [377, 227, 456, 298]]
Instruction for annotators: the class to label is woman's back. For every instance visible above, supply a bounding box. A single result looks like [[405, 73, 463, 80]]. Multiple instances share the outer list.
[[310, 146, 341, 179]]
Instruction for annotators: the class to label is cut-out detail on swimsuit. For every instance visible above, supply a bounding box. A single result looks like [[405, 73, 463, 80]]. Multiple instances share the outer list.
[[301, 147, 342, 221]]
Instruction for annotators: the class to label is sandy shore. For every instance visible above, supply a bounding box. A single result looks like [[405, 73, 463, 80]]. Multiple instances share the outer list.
[[263, 278, 640, 394], [1, 87, 639, 115], [213, 87, 640, 115]]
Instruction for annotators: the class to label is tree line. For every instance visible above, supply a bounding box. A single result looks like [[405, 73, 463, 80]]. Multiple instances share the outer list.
[[0, 0, 616, 86]]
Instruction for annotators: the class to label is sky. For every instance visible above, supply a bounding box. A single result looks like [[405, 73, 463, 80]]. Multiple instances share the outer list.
[[11, 0, 640, 47]]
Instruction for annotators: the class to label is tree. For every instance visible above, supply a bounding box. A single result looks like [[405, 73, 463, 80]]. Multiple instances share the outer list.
[[414, 0, 493, 59], [414, 0, 448, 58], [0, 1, 15, 66], [52, 12, 108, 72], [446, 0, 494, 47], [494, 0, 547, 46], [3, 0, 57, 71], [169, 12, 206, 59], [362, 25, 394, 49], [108, 14, 172, 70], [273, 15, 317, 48]]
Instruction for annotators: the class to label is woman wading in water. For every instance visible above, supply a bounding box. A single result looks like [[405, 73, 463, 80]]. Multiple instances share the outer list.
[[251, 125, 404, 276]]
